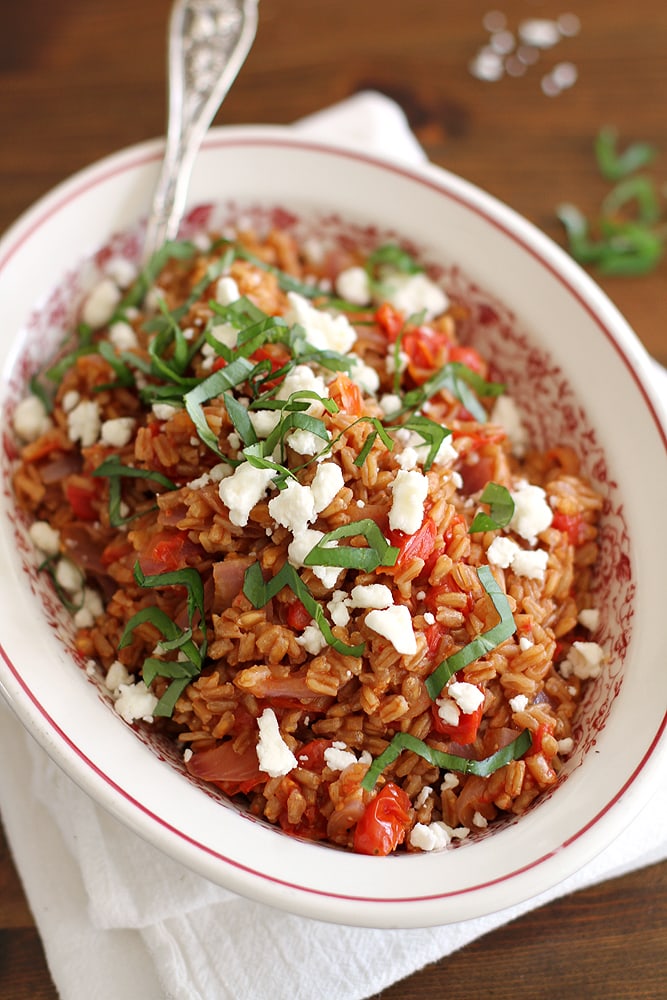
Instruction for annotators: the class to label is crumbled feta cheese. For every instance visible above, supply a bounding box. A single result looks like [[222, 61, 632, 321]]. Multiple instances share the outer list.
[[384, 272, 449, 321], [276, 364, 329, 406], [379, 393, 402, 417], [61, 390, 80, 413], [67, 399, 101, 447], [286, 427, 327, 456], [395, 446, 420, 471], [409, 821, 452, 852], [81, 277, 121, 328], [414, 786, 432, 809], [310, 462, 344, 515], [248, 409, 281, 438], [560, 641, 605, 680], [218, 463, 275, 527], [256, 708, 297, 777], [73, 587, 104, 629], [385, 349, 409, 375], [490, 394, 528, 457], [12, 395, 51, 442], [348, 356, 380, 394], [115, 680, 158, 724], [487, 535, 520, 568], [578, 608, 600, 632], [227, 431, 241, 452], [105, 659, 132, 692], [365, 604, 417, 655], [268, 479, 316, 534], [510, 547, 548, 581], [435, 697, 460, 726], [509, 694, 529, 712], [328, 590, 351, 627], [209, 321, 239, 350], [152, 402, 180, 421], [323, 742, 358, 772], [472, 810, 488, 828], [215, 275, 240, 305], [335, 266, 371, 305], [295, 623, 328, 655], [519, 636, 534, 651], [348, 584, 393, 609], [430, 435, 458, 467], [388, 469, 429, 534], [423, 612, 436, 625], [284, 292, 357, 355], [447, 681, 484, 715], [108, 320, 139, 351], [100, 416, 135, 448], [54, 557, 83, 594], [105, 256, 137, 289], [557, 737, 574, 755], [510, 483, 553, 545], [287, 527, 340, 589], [441, 773, 460, 791], [28, 520, 60, 556]]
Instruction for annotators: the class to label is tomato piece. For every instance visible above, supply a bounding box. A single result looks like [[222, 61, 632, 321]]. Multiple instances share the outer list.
[[100, 537, 134, 567], [448, 344, 487, 377], [286, 599, 312, 631], [431, 695, 484, 745], [388, 517, 437, 569], [251, 344, 291, 389], [353, 782, 412, 856], [552, 511, 586, 546], [211, 356, 228, 372], [294, 739, 332, 772], [527, 722, 554, 757], [65, 478, 99, 521], [375, 302, 404, 342], [328, 373, 363, 416], [138, 530, 194, 574], [185, 740, 264, 796], [424, 621, 446, 658]]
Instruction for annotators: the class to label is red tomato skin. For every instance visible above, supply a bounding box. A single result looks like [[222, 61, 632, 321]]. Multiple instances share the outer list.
[[353, 783, 412, 856], [388, 517, 437, 569], [431, 700, 484, 744], [552, 511, 586, 546], [286, 599, 312, 631], [64, 480, 99, 521], [375, 302, 404, 342], [448, 344, 487, 377]]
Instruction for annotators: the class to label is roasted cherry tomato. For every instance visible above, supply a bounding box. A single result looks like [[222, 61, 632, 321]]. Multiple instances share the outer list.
[[65, 478, 99, 521], [431, 684, 485, 745], [388, 517, 437, 569], [353, 782, 412, 856], [552, 511, 586, 546], [328, 373, 363, 416], [286, 599, 312, 631]]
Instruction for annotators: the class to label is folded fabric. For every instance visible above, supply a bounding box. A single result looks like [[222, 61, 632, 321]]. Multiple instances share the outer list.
[[1, 92, 666, 1000]]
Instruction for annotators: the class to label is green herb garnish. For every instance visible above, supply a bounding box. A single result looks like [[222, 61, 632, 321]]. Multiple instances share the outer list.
[[92, 455, 177, 527], [243, 561, 365, 657], [361, 728, 532, 791], [303, 519, 399, 572], [469, 482, 515, 533], [425, 565, 516, 700]]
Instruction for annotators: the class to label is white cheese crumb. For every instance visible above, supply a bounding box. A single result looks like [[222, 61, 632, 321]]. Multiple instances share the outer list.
[[323, 742, 358, 772], [509, 694, 529, 712], [284, 292, 357, 355], [348, 356, 380, 394], [519, 636, 534, 651], [256, 708, 297, 777], [54, 557, 83, 595], [105, 659, 132, 692], [423, 611, 436, 625], [378, 393, 402, 417], [365, 604, 417, 656], [100, 416, 135, 448], [335, 266, 371, 305], [81, 277, 121, 328], [215, 275, 240, 305], [441, 773, 459, 791], [414, 786, 432, 809], [348, 584, 394, 609], [108, 320, 138, 351], [218, 463, 275, 527], [578, 608, 600, 631], [61, 390, 81, 413], [436, 697, 460, 726], [12, 395, 51, 442], [384, 272, 449, 321], [310, 461, 344, 514], [327, 590, 351, 628], [487, 535, 520, 569], [276, 364, 329, 406], [248, 409, 281, 438], [409, 821, 452, 852], [560, 641, 606, 680], [268, 479, 316, 534], [490, 394, 528, 457], [152, 402, 180, 421], [183, 747, 193, 763], [28, 521, 60, 556], [67, 399, 101, 447], [295, 623, 328, 655], [388, 469, 429, 535], [395, 446, 420, 471], [557, 737, 574, 755], [510, 483, 553, 545], [286, 427, 327, 456], [73, 587, 104, 629], [510, 547, 548, 581], [472, 810, 488, 828], [105, 256, 137, 289], [287, 527, 340, 589], [115, 680, 158, 724]]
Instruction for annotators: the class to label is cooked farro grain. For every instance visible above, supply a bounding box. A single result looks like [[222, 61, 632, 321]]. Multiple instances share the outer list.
[[11, 227, 605, 855]]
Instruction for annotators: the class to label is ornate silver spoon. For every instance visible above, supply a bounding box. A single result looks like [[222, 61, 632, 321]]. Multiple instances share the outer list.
[[142, 0, 258, 262]]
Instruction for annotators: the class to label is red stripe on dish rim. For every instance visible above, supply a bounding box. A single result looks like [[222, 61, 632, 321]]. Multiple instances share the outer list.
[[1, 133, 666, 909]]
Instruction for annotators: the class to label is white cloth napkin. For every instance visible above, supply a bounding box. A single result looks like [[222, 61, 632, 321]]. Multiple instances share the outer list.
[[1, 92, 666, 1000]]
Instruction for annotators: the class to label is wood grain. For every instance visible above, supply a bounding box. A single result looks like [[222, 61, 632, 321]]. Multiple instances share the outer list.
[[1, 1, 666, 997]]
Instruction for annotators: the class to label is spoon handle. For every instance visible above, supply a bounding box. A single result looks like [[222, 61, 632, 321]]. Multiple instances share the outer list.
[[143, 0, 258, 263]]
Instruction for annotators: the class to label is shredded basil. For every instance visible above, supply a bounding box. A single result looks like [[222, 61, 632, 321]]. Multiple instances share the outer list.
[[425, 565, 516, 700], [469, 482, 515, 533], [397, 414, 452, 471], [184, 356, 255, 454], [243, 561, 365, 657], [360, 728, 532, 791], [92, 456, 177, 528], [595, 126, 656, 182], [303, 519, 399, 572]]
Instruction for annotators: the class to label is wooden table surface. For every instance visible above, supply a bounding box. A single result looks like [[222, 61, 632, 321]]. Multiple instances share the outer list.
[[1, 1, 666, 997]]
